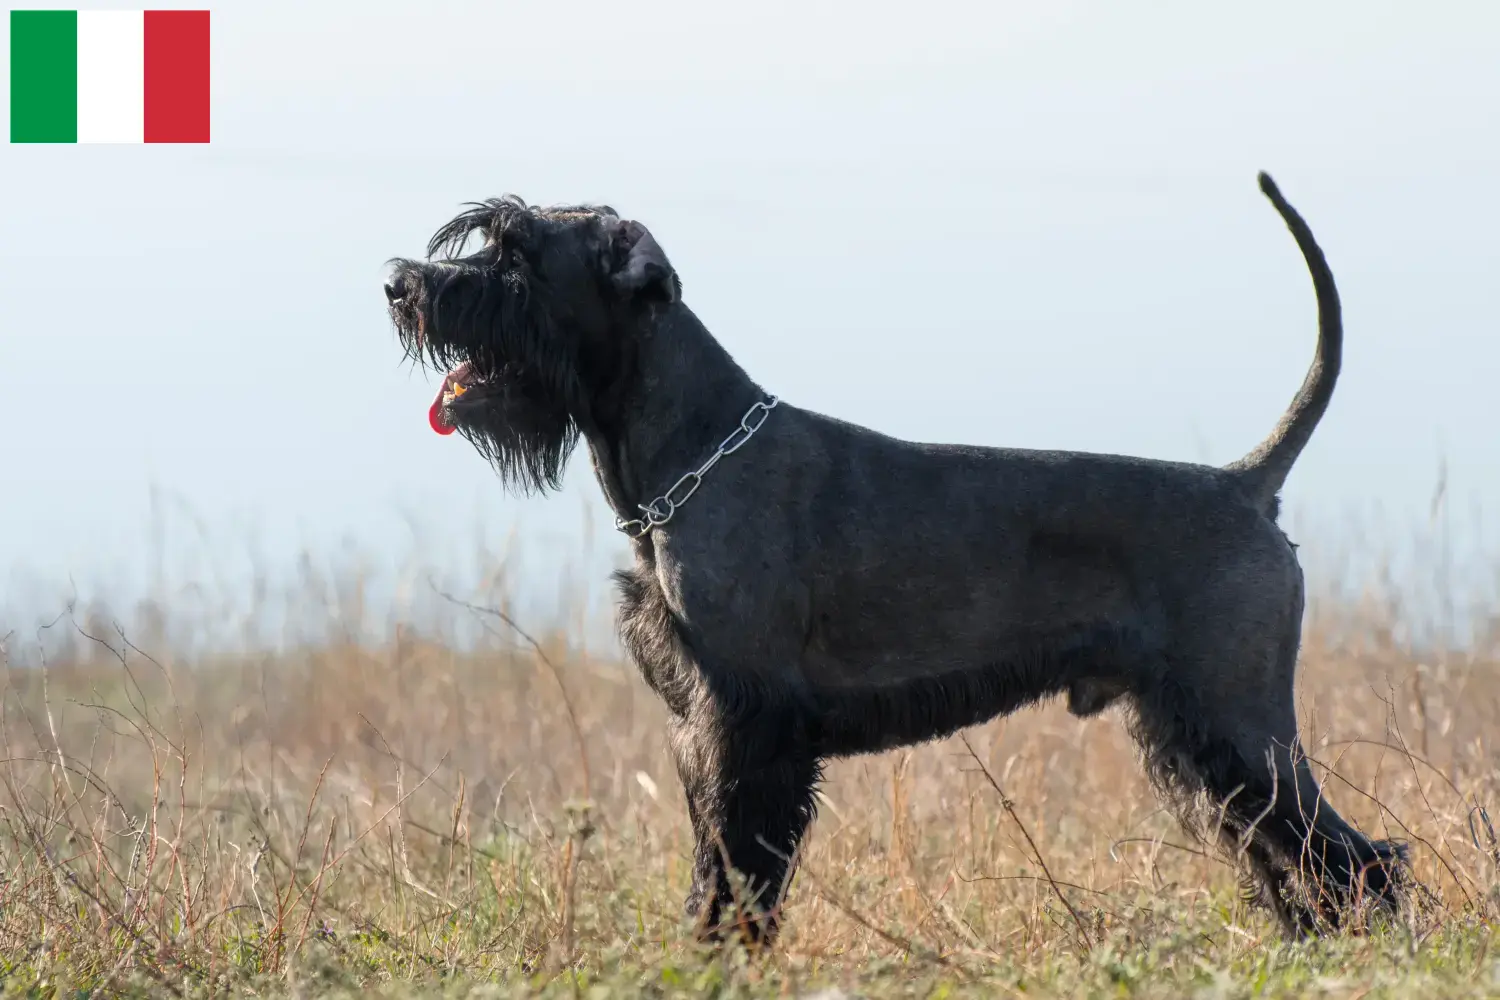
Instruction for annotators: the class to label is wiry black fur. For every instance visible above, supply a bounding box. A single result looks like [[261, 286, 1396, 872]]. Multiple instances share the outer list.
[[811, 623, 1154, 756], [1128, 671, 1409, 932], [385, 197, 616, 494], [614, 564, 825, 936], [384, 174, 1412, 949]]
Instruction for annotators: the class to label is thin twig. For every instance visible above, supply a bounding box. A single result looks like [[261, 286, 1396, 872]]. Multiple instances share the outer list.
[[960, 733, 1094, 952], [756, 836, 954, 968], [431, 584, 593, 799]]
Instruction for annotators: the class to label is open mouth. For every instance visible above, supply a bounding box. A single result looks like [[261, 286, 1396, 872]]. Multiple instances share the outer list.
[[428, 360, 483, 435]]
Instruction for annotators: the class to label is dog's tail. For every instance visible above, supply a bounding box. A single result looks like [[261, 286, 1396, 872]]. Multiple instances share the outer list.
[[1226, 172, 1343, 515]]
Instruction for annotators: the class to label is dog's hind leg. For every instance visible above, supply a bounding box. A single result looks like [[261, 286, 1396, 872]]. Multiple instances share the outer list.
[[1130, 647, 1406, 936], [667, 684, 821, 948], [1248, 604, 1406, 929], [1243, 719, 1408, 931]]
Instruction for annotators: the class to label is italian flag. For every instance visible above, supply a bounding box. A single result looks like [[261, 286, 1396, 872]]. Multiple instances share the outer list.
[[10, 9, 210, 143]]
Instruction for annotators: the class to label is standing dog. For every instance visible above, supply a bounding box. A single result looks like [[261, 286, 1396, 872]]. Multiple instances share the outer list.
[[384, 173, 1405, 945]]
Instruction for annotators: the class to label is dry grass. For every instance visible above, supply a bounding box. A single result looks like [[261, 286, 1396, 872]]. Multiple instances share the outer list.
[[2, 539, 1500, 998]]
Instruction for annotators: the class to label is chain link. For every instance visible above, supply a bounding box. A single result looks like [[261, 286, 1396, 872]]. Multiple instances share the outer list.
[[615, 395, 779, 539]]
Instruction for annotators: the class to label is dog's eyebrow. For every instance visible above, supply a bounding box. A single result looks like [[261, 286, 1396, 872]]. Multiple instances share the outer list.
[[426, 197, 530, 259]]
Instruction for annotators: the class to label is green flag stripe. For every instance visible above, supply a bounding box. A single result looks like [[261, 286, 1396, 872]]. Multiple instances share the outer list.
[[10, 10, 79, 143]]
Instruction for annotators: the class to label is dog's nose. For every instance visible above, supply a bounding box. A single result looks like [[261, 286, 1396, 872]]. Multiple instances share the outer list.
[[384, 276, 406, 304]]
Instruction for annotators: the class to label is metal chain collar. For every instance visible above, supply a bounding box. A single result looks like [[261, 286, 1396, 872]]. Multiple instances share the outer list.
[[614, 395, 780, 539]]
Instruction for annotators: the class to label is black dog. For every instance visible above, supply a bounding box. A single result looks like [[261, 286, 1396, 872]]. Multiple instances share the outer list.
[[384, 174, 1406, 945]]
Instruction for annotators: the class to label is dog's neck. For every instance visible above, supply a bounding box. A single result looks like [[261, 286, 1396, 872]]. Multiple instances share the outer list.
[[581, 303, 765, 534]]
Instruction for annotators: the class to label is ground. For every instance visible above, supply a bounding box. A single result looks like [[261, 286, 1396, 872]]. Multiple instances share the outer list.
[[1, 555, 1498, 999]]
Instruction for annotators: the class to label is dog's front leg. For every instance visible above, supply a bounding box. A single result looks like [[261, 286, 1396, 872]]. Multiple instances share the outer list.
[[667, 690, 820, 949]]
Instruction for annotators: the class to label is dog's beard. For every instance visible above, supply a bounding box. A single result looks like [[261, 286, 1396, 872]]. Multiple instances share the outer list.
[[388, 257, 587, 495], [447, 368, 580, 495]]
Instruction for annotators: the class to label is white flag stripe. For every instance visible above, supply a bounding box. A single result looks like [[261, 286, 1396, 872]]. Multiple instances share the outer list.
[[77, 11, 145, 144]]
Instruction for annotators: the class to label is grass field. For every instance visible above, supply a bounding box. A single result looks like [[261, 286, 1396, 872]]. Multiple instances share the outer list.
[[2, 529, 1500, 998]]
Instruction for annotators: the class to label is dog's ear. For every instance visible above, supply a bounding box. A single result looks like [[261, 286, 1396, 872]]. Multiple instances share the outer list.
[[611, 220, 679, 304]]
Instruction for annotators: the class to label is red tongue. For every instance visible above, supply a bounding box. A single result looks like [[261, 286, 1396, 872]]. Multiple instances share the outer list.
[[429, 395, 456, 435], [427, 362, 472, 436]]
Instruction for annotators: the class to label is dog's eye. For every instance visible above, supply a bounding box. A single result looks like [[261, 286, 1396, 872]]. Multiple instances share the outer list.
[[493, 231, 527, 267], [495, 229, 522, 253]]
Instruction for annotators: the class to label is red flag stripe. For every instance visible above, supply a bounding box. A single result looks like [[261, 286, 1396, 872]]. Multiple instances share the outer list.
[[143, 10, 209, 143]]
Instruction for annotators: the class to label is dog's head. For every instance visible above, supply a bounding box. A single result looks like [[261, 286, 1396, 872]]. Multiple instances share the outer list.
[[385, 195, 679, 493]]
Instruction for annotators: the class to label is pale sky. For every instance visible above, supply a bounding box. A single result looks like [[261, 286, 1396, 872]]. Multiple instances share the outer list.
[[2, 0, 1497, 648]]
